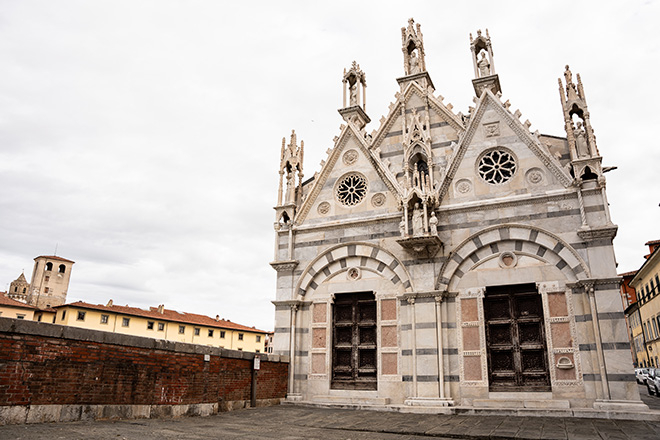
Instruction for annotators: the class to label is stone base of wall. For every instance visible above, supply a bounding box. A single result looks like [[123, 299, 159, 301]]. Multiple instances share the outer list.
[[0, 398, 283, 425]]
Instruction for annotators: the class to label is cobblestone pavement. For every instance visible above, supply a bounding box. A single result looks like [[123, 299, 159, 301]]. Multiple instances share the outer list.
[[639, 382, 660, 410], [2, 404, 660, 440]]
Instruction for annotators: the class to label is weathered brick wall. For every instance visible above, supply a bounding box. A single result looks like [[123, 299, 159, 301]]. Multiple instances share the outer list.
[[0, 318, 288, 408]]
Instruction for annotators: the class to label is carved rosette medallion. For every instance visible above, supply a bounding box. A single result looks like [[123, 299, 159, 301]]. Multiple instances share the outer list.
[[498, 251, 518, 269], [317, 201, 330, 215], [343, 149, 359, 165], [526, 167, 545, 185], [455, 179, 472, 195], [371, 193, 386, 207]]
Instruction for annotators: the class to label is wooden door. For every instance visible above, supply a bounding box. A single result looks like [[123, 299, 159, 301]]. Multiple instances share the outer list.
[[484, 283, 550, 391], [331, 292, 377, 390]]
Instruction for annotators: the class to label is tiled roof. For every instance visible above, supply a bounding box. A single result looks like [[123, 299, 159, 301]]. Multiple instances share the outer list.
[[0, 294, 36, 309], [618, 270, 638, 278], [35, 255, 75, 263], [58, 301, 267, 333], [645, 239, 660, 246]]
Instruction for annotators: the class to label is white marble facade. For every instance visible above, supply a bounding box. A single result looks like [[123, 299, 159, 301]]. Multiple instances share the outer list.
[[271, 20, 643, 411]]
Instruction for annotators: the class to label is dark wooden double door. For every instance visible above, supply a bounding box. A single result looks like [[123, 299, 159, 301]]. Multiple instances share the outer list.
[[331, 292, 377, 390], [484, 283, 550, 391]]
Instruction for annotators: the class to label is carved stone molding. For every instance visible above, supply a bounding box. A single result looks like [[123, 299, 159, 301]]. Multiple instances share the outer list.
[[396, 235, 442, 258], [577, 224, 618, 241], [269, 260, 299, 272]]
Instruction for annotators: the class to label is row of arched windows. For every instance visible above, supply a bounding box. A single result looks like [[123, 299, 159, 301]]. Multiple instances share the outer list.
[[45, 262, 66, 274]]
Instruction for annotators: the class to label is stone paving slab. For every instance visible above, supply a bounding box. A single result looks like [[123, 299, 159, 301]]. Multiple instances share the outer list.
[[2, 405, 660, 439]]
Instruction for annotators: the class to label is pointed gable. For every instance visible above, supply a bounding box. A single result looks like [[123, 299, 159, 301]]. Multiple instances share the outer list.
[[438, 88, 572, 204], [295, 121, 401, 225]]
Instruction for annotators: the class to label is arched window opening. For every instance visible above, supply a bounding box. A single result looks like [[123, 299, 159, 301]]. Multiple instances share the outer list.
[[46, 262, 53, 271], [14, 286, 17, 292], [22, 288, 26, 293], [409, 151, 429, 189], [581, 166, 597, 181], [58, 264, 66, 274]]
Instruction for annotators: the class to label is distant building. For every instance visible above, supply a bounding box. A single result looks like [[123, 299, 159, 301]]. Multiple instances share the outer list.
[[0, 294, 37, 320], [4, 255, 75, 309], [627, 240, 660, 368], [42, 301, 268, 353]]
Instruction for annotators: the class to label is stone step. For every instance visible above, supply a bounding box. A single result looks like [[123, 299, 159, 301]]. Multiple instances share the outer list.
[[312, 395, 390, 405], [473, 399, 570, 409]]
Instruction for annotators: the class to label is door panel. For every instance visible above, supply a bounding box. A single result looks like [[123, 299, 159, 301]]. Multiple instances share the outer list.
[[332, 292, 377, 390], [484, 283, 550, 391]]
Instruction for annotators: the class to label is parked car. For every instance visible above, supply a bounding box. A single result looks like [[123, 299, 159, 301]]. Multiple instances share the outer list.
[[636, 368, 650, 384], [648, 368, 660, 396]]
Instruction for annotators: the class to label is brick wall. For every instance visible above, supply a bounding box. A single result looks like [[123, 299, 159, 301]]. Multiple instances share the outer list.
[[0, 318, 288, 423]]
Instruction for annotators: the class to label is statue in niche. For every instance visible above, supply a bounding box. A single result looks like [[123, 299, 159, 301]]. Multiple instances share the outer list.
[[349, 83, 358, 106], [574, 121, 589, 157], [477, 51, 490, 77], [399, 218, 407, 237], [429, 211, 438, 236], [409, 50, 420, 74], [411, 202, 424, 236], [285, 171, 295, 202]]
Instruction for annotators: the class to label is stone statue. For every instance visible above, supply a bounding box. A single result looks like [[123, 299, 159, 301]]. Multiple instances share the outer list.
[[409, 51, 420, 74], [349, 83, 358, 106], [477, 51, 490, 77], [285, 171, 295, 203], [399, 218, 407, 237], [412, 202, 424, 236], [574, 121, 589, 158], [429, 211, 438, 235]]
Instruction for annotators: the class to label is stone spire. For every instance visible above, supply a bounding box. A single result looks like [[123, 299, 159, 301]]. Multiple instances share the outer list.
[[401, 18, 426, 76], [275, 130, 304, 226], [558, 65, 602, 179], [397, 18, 434, 92], [470, 29, 501, 96], [339, 61, 370, 130]]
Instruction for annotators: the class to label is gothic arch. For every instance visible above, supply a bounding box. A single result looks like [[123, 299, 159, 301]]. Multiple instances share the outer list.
[[295, 242, 414, 299], [435, 224, 591, 291]]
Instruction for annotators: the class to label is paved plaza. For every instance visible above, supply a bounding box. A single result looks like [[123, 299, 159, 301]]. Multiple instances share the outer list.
[[2, 392, 660, 440]]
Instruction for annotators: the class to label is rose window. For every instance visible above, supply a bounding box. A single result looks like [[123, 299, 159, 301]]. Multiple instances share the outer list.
[[478, 149, 517, 184], [337, 173, 367, 206]]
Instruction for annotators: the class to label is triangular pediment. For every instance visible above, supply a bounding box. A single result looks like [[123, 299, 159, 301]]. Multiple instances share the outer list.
[[295, 121, 401, 225], [438, 89, 573, 203], [371, 80, 464, 151]]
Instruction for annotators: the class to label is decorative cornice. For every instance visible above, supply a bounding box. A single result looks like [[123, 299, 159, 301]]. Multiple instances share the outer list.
[[576, 224, 618, 241], [269, 260, 299, 272]]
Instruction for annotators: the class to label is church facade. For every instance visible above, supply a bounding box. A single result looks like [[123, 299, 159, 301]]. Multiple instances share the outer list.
[[271, 20, 643, 411]]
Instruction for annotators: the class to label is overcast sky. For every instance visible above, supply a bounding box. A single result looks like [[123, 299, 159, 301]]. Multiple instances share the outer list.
[[1, 1, 658, 331]]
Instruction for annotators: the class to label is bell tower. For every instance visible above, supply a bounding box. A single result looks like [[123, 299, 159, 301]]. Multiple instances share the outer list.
[[7, 272, 29, 303], [338, 61, 370, 130], [397, 18, 434, 92], [27, 255, 74, 308], [470, 29, 501, 96]]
